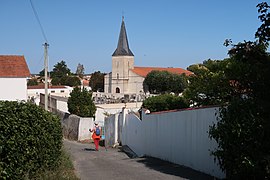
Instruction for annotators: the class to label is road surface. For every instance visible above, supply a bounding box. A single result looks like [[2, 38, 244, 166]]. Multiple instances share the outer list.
[[63, 139, 216, 180]]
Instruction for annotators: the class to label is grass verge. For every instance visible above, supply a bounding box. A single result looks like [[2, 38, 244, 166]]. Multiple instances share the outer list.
[[31, 148, 79, 180]]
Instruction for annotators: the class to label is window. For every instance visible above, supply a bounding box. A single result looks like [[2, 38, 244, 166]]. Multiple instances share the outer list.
[[60, 90, 65, 93], [117, 73, 119, 79], [116, 87, 120, 93]]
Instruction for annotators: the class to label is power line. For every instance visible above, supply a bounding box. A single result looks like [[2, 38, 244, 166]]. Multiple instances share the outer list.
[[29, 0, 48, 43]]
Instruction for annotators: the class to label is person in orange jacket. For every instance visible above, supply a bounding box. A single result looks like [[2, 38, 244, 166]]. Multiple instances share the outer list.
[[89, 122, 101, 151]]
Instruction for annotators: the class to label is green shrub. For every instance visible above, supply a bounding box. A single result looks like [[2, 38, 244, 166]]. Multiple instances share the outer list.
[[142, 94, 189, 112], [0, 101, 63, 179], [68, 87, 96, 117]]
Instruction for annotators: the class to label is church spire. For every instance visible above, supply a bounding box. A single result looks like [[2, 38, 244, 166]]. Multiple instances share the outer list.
[[112, 17, 134, 56]]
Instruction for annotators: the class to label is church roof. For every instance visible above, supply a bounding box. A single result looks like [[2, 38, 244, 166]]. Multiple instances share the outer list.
[[0, 55, 30, 77], [131, 66, 193, 77], [112, 17, 134, 56]]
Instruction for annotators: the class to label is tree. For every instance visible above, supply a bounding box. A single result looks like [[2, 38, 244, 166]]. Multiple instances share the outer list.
[[256, 2, 270, 45], [50, 60, 72, 86], [183, 59, 232, 106], [51, 60, 71, 78], [142, 94, 189, 112], [62, 76, 81, 87], [39, 68, 45, 76], [89, 71, 105, 92], [143, 70, 188, 94], [67, 87, 96, 117], [209, 2, 270, 179], [75, 63, 84, 78], [27, 78, 38, 86]]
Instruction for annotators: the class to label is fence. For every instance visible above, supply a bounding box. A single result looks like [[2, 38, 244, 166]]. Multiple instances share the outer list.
[[105, 106, 225, 179]]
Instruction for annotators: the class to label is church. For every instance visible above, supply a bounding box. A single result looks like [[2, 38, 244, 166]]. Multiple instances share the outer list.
[[104, 17, 192, 96]]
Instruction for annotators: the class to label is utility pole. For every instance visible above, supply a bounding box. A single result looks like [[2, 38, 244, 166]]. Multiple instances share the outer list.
[[44, 42, 49, 111]]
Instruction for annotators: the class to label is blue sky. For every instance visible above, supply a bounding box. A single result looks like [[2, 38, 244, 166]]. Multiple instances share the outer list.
[[1, 0, 262, 74]]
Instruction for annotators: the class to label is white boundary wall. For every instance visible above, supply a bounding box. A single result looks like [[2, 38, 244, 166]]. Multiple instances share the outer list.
[[117, 107, 225, 179], [78, 117, 94, 141]]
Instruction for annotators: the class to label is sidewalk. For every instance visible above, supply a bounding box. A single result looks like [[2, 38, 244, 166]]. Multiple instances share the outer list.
[[63, 139, 217, 180]]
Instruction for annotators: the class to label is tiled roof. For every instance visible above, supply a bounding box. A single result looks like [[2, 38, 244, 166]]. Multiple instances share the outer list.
[[83, 79, 89, 86], [27, 85, 67, 89], [0, 55, 30, 77], [131, 66, 193, 77]]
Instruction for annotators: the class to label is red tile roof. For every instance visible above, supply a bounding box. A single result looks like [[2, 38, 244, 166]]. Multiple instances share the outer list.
[[0, 55, 30, 77], [27, 85, 67, 89], [83, 79, 89, 86], [131, 66, 193, 77]]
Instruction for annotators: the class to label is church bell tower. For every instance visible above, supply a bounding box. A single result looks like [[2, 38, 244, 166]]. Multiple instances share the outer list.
[[111, 16, 134, 94]]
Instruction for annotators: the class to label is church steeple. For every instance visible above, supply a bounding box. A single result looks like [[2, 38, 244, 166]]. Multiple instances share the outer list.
[[112, 16, 134, 56]]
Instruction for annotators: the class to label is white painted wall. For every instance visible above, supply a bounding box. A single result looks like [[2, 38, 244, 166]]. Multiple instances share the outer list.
[[123, 111, 144, 157], [27, 86, 72, 105], [78, 117, 94, 141], [104, 114, 119, 147], [57, 100, 69, 113], [113, 107, 225, 179], [0, 78, 27, 101]]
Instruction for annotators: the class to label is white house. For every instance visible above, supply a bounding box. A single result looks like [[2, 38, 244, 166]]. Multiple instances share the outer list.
[[27, 85, 73, 105], [0, 55, 30, 101], [104, 17, 193, 96]]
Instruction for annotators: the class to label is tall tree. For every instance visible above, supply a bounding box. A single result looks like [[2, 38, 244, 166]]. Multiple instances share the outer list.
[[50, 60, 71, 86], [209, 2, 270, 179], [89, 71, 105, 92], [51, 60, 71, 79], [67, 87, 96, 117], [75, 63, 84, 78]]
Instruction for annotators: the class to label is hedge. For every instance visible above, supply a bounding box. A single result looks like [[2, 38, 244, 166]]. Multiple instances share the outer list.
[[142, 94, 189, 112], [0, 101, 63, 179]]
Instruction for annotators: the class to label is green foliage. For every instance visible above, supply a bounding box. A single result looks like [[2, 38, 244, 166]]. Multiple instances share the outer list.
[[0, 101, 62, 179], [210, 98, 270, 179], [142, 94, 189, 112], [39, 69, 44, 76], [184, 59, 232, 106], [51, 60, 73, 86], [27, 78, 38, 86], [143, 70, 188, 94], [32, 148, 79, 180], [256, 2, 270, 45], [209, 41, 270, 179], [63, 76, 81, 87], [68, 87, 96, 117], [89, 71, 105, 92], [51, 60, 71, 78], [209, 3, 270, 179], [50, 61, 81, 86]]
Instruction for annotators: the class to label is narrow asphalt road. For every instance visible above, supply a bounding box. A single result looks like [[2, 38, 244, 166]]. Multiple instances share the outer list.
[[63, 139, 216, 180]]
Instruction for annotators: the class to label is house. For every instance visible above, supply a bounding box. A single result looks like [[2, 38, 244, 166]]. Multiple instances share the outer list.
[[0, 55, 30, 101], [104, 17, 193, 96], [27, 85, 73, 105]]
